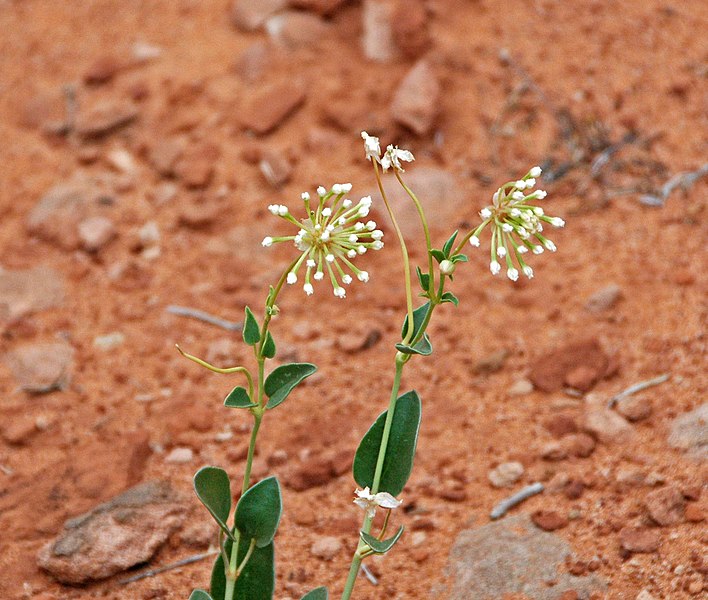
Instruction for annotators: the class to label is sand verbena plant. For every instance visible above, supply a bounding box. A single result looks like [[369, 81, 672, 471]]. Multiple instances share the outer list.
[[179, 133, 565, 600]]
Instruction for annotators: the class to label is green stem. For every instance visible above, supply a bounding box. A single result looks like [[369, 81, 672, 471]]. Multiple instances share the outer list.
[[224, 529, 241, 600], [373, 163, 415, 345], [394, 171, 435, 298], [341, 354, 406, 600]]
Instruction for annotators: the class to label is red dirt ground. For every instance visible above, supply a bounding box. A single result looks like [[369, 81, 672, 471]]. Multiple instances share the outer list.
[[1, 1, 706, 599]]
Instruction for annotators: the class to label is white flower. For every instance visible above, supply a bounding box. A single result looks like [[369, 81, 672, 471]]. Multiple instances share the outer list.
[[522, 265, 534, 278], [380, 144, 415, 172], [532, 245, 544, 254], [529, 166, 542, 177], [440, 259, 455, 275], [496, 246, 507, 258], [262, 184, 383, 295], [353, 487, 402, 519], [515, 180, 526, 189], [480, 207, 492, 219], [469, 235, 480, 247], [490, 260, 501, 275], [544, 239, 557, 252], [361, 131, 381, 162], [549, 217, 565, 228], [507, 268, 519, 281], [525, 178, 536, 189]]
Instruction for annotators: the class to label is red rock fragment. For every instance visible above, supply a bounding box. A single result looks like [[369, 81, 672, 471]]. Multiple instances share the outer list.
[[532, 510, 568, 531], [529, 338, 610, 393], [645, 486, 686, 526], [390, 60, 440, 135], [391, 0, 430, 58], [619, 527, 660, 553], [240, 81, 306, 135]]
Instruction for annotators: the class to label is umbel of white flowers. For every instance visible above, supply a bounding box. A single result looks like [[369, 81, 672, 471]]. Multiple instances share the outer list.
[[469, 167, 565, 281], [262, 184, 384, 298]]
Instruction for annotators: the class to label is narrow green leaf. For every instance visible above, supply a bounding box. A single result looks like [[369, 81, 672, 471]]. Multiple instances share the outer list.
[[300, 588, 328, 600], [243, 307, 260, 346], [262, 332, 276, 359], [442, 230, 459, 257], [360, 525, 404, 554], [189, 591, 214, 600], [235, 476, 282, 547], [395, 333, 432, 356], [264, 363, 317, 409], [415, 266, 430, 293], [210, 538, 275, 600], [224, 386, 257, 409], [451, 253, 468, 263], [194, 467, 233, 540], [440, 291, 459, 307], [353, 391, 422, 496], [429, 249, 445, 263]]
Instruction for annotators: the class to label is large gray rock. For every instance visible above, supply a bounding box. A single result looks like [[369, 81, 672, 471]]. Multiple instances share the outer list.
[[0, 265, 64, 321], [38, 481, 186, 584], [668, 403, 707, 460], [441, 515, 606, 599]]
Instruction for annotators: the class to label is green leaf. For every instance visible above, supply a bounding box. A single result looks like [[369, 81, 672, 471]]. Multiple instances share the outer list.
[[401, 302, 430, 342], [235, 476, 282, 547], [353, 390, 422, 496], [243, 307, 260, 346], [262, 332, 276, 359], [395, 333, 432, 356], [442, 230, 459, 257], [429, 249, 445, 263], [415, 267, 430, 293], [300, 588, 328, 600], [189, 591, 214, 600], [440, 291, 459, 306], [451, 253, 468, 263], [264, 363, 317, 409], [194, 467, 233, 540], [210, 538, 275, 600], [360, 525, 404, 554], [224, 386, 257, 409]]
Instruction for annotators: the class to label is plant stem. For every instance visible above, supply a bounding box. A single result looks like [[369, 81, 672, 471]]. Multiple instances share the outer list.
[[341, 354, 406, 600], [394, 171, 435, 297], [373, 163, 415, 345]]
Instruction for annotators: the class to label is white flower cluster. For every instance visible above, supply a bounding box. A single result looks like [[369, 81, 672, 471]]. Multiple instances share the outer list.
[[469, 167, 564, 281], [262, 184, 384, 298], [361, 131, 414, 172], [353, 487, 402, 519]]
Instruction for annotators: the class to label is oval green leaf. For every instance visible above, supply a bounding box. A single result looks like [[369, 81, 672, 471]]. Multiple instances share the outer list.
[[224, 386, 257, 409], [360, 525, 404, 554], [440, 291, 459, 307], [189, 591, 213, 600], [262, 331, 276, 359], [395, 332, 432, 356], [301, 588, 329, 600], [401, 302, 430, 342], [194, 467, 233, 540], [235, 476, 282, 547], [353, 390, 422, 496], [243, 307, 260, 346], [210, 538, 275, 600], [264, 363, 317, 409]]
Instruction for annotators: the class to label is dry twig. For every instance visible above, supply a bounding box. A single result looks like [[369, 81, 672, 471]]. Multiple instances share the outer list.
[[166, 304, 242, 332], [490, 482, 544, 520]]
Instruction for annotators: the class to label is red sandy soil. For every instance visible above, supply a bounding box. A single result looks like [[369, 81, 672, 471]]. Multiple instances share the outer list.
[[0, 1, 706, 599]]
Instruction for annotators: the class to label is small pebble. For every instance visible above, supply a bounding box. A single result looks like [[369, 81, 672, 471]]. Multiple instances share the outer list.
[[165, 447, 194, 464], [310, 536, 342, 560], [488, 462, 524, 488], [507, 378, 533, 396]]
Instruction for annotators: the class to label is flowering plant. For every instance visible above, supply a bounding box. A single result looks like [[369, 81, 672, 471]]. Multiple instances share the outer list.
[[180, 133, 565, 600]]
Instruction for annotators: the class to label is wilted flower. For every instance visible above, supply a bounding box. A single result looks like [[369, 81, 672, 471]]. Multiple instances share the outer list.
[[262, 185, 384, 297], [468, 167, 564, 280], [361, 131, 381, 162], [353, 487, 402, 519], [380, 144, 415, 172]]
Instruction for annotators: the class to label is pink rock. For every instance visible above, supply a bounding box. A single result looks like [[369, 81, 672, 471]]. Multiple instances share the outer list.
[[619, 527, 660, 553], [0, 266, 64, 321], [231, 0, 287, 31], [582, 408, 633, 444], [390, 60, 440, 135], [645, 486, 686, 526], [78, 216, 116, 252], [240, 81, 307, 135], [529, 338, 610, 393], [5, 342, 74, 394], [362, 0, 399, 62], [266, 11, 330, 49]]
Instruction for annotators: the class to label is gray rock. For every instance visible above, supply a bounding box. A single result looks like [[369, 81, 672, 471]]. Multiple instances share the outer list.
[[37, 481, 185, 584], [443, 515, 606, 599], [584, 284, 622, 312], [668, 403, 707, 460], [0, 266, 65, 321], [5, 341, 74, 393], [390, 60, 440, 135]]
